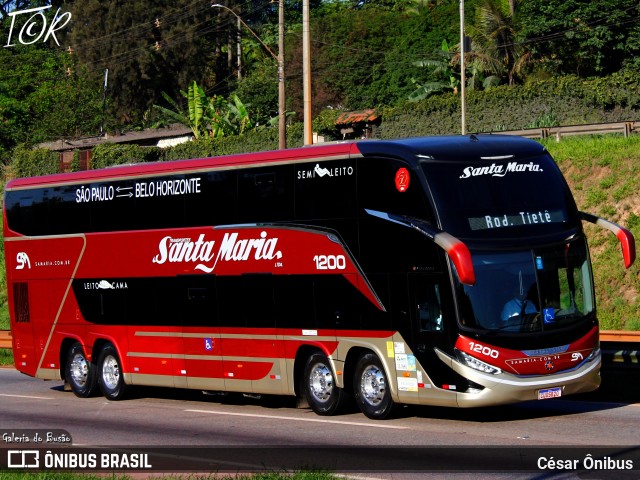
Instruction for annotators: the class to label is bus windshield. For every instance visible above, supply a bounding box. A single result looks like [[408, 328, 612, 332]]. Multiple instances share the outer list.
[[455, 239, 594, 333], [420, 154, 578, 238]]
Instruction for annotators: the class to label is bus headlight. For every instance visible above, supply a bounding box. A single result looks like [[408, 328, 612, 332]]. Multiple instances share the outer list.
[[456, 350, 502, 375]]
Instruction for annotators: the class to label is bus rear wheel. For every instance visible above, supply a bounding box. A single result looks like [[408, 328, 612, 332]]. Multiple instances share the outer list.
[[302, 352, 345, 416], [354, 353, 395, 419], [65, 342, 97, 398], [97, 344, 128, 400]]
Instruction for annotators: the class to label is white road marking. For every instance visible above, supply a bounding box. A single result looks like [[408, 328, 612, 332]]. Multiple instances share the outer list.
[[0, 393, 55, 400], [185, 409, 410, 429]]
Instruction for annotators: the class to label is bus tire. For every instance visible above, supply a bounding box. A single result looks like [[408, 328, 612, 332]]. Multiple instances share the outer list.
[[302, 352, 345, 416], [65, 342, 97, 398], [97, 344, 128, 400], [354, 352, 395, 420]]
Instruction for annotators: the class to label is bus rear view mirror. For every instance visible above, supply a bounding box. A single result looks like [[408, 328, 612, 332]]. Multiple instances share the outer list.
[[365, 209, 476, 286], [580, 211, 636, 269]]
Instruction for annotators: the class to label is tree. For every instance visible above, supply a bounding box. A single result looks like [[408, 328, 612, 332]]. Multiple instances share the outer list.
[[409, 39, 460, 101], [518, 0, 640, 76], [0, 44, 103, 159], [233, 60, 279, 126], [0, 0, 64, 19], [465, 0, 529, 86], [308, 5, 460, 112], [65, 0, 218, 125], [154, 80, 253, 139]]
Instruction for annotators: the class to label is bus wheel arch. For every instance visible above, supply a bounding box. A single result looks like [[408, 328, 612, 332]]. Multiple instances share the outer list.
[[63, 340, 98, 398], [342, 346, 372, 395], [97, 342, 129, 400], [298, 348, 346, 416], [353, 351, 396, 420]]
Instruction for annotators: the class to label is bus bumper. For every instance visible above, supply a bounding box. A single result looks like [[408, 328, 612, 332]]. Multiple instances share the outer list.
[[436, 349, 601, 407]]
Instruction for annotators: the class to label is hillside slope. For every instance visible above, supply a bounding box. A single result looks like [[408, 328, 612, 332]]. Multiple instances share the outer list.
[[546, 135, 640, 330]]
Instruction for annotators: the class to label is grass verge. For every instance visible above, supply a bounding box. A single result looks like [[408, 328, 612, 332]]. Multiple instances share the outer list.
[[0, 347, 13, 366], [545, 135, 640, 329]]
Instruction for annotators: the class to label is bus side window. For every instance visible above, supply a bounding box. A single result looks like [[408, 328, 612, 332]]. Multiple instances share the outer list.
[[185, 171, 238, 227], [295, 160, 357, 220], [217, 276, 247, 327], [357, 157, 435, 221], [238, 167, 293, 223], [273, 275, 316, 329], [314, 275, 360, 330], [217, 275, 275, 328], [417, 284, 443, 332]]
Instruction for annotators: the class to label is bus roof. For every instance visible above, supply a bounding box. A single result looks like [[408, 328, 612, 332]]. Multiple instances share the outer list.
[[6, 134, 544, 190], [356, 134, 546, 161], [6, 141, 359, 190]]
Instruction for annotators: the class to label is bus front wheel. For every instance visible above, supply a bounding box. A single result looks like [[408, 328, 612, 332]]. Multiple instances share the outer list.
[[302, 352, 345, 416], [97, 344, 128, 400], [354, 353, 395, 420], [65, 342, 97, 398]]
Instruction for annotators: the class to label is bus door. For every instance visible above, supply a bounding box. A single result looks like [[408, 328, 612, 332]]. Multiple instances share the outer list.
[[408, 273, 458, 405], [180, 275, 225, 391], [125, 276, 187, 389], [216, 274, 286, 395]]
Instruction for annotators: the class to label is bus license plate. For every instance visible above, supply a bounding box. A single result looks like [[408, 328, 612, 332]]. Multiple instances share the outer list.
[[538, 387, 562, 400]]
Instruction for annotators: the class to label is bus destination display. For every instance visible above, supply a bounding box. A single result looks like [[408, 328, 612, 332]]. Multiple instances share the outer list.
[[468, 209, 566, 231]]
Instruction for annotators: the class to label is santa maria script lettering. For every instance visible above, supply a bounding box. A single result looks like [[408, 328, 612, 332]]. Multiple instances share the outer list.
[[152, 231, 283, 273]]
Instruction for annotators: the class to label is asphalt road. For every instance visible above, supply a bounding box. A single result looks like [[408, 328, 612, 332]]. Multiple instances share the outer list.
[[1, 366, 639, 478]]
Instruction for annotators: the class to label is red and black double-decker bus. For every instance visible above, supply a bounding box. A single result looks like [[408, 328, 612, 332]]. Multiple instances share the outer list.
[[4, 135, 634, 419]]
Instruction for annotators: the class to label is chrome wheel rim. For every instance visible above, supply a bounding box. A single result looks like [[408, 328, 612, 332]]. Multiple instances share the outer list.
[[360, 365, 386, 407], [70, 353, 89, 387], [102, 355, 120, 390], [309, 362, 334, 403]]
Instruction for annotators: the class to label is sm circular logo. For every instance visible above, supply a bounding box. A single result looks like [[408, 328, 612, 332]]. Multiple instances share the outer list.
[[395, 168, 410, 193]]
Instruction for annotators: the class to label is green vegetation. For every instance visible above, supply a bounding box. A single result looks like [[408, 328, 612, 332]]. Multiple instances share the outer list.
[[374, 70, 640, 139], [3, 0, 640, 159], [0, 347, 12, 366], [0, 307, 8, 330], [544, 136, 640, 330]]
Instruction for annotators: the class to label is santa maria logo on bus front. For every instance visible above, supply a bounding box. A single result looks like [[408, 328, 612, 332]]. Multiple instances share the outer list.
[[459, 162, 543, 179], [152, 231, 282, 273]]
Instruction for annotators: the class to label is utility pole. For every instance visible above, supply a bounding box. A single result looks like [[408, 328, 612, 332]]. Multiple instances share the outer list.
[[100, 68, 108, 136], [237, 15, 242, 79], [302, 0, 312, 145], [211, 4, 286, 149], [278, 0, 286, 149]]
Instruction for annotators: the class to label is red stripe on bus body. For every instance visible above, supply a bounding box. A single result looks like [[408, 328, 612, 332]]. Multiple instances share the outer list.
[[224, 362, 273, 381], [456, 326, 598, 375]]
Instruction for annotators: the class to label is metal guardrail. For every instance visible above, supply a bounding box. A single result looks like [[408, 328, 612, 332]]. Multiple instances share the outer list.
[[600, 330, 640, 369], [0, 330, 11, 349], [498, 121, 640, 141]]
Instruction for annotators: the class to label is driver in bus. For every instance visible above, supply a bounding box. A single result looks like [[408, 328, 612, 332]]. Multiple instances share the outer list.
[[501, 272, 539, 321]]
